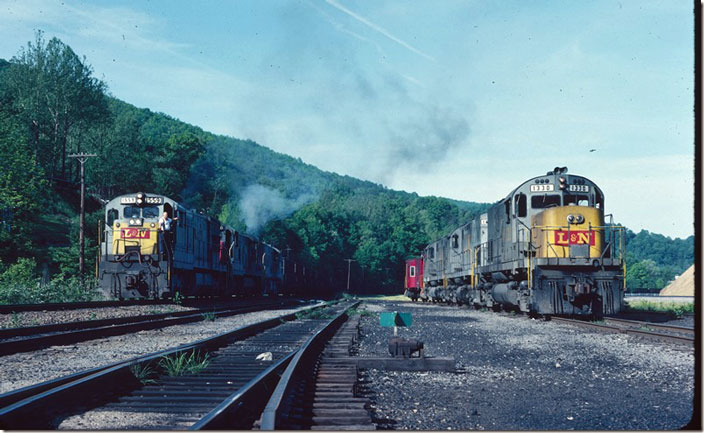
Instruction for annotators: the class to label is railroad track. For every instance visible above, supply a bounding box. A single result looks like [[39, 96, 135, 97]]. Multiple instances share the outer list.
[[0, 299, 303, 356], [0, 299, 170, 314], [0, 301, 363, 430], [260, 314, 375, 430], [0, 296, 294, 314], [551, 316, 695, 346]]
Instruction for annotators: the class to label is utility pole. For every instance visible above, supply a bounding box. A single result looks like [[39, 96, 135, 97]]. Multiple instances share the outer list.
[[68, 153, 97, 286], [344, 259, 356, 292]]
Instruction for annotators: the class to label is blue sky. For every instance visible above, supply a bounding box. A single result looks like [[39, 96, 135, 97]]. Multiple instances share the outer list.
[[0, 0, 694, 239]]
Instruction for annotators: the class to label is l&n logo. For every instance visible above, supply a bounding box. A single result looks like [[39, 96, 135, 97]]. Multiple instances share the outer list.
[[554, 230, 594, 246], [121, 228, 150, 239]]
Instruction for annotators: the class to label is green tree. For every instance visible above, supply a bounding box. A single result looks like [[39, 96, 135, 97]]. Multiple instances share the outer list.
[[0, 112, 47, 263], [153, 132, 205, 199], [2, 31, 108, 180]]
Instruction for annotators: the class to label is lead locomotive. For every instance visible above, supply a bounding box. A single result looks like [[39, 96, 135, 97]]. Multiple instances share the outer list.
[[97, 193, 306, 299], [406, 167, 625, 316]]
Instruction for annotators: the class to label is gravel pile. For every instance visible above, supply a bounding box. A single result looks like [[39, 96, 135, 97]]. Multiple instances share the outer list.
[[0, 304, 196, 328], [357, 301, 695, 430], [0, 305, 312, 394]]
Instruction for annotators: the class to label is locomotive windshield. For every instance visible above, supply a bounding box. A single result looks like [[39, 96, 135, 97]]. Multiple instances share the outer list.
[[531, 195, 561, 209], [564, 194, 589, 206], [142, 206, 159, 218], [124, 206, 141, 218], [122, 205, 160, 218]]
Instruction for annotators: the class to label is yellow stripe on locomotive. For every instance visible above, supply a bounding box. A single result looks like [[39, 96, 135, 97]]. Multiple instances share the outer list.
[[530, 205, 604, 259], [111, 222, 159, 256]]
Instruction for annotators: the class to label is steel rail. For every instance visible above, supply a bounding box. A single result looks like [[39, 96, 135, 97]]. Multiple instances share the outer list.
[[0, 300, 303, 356], [603, 317, 694, 336], [0, 302, 329, 429], [551, 316, 694, 346], [193, 301, 359, 430], [0, 299, 169, 314], [259, 301, 360, 430]]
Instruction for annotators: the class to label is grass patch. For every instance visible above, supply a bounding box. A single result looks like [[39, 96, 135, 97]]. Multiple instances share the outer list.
[[347, 307, 374, 317], [626, 299, 693, 317], [295, 307, 335, 320], [158, 350, 210, 376], [201, 312, 216, 321], [172, 291, 184, 306], [129, 363, 157, 385]]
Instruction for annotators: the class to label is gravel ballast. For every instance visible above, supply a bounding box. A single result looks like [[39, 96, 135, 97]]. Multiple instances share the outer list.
[[0, 304, 196, 328], [0, 305, 312, 394], [357, 301, 695, 430]]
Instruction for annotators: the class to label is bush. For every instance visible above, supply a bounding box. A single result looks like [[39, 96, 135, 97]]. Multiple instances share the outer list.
[[0, 258, 101, 304], [626, 299, 694, 318]]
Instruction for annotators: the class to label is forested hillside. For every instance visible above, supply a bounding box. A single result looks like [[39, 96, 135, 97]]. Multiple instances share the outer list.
[[0, 33, 693, 301]]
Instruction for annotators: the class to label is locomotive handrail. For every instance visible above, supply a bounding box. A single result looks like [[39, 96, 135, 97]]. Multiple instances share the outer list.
[[531, 224, 625, 264]]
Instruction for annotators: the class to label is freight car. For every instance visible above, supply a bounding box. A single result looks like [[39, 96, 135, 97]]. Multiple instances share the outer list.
[[409, 167, 625, 316], [97, 192, 306, 299]]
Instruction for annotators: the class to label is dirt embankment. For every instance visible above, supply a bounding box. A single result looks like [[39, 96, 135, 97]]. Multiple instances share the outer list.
[[659, 265, 694, 296]]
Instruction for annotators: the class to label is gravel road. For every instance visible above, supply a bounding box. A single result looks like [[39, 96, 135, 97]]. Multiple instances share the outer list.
[[357, 300, 695, 430]]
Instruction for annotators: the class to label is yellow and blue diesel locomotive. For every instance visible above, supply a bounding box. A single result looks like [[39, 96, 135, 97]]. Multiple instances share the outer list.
[[418, 167, 625, 316], [97, 192, 304, 299]]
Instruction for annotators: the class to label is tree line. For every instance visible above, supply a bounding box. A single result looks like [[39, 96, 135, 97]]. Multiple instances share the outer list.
[[0, 32, 693, 301]]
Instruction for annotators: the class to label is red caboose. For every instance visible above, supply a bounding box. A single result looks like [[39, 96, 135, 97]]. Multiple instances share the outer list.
[[404, 257, 424, 301]]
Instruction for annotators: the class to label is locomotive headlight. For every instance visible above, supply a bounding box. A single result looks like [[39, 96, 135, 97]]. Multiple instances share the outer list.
[[150, 222, 156, 228], [137, 193, 144, 199], [137, 198, 143, 205], [559, 176, 566, 190], [115, 222, 121, 228], [567, 214, 575, 224], [576, 214, 585, 224], [130, 219, 135, 225], [136, 219, 142, 225]]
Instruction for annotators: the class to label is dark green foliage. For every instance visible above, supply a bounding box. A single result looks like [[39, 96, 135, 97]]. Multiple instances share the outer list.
[[0, 34, 694, 303], [624, 230, 694, 291], [0, 258, 100, 303], [2, 31, 108, 181]]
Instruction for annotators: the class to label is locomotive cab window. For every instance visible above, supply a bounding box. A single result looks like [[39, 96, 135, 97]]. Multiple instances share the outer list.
[[595, 190, 604, 209], [142, 206, 159, 219], [428, 247, 435, 259], [531, 194, 561, 209], [409, 266, 416, 277], [107, 209, 118, 226], [452, 234, 459, 248], [564, 194, 589, 207], [514, 193, 527, 217], [123, 206, 141, 218]]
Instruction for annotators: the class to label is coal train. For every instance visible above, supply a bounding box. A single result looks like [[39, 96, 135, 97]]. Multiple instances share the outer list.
[[404, 167, 625, 316], [97, 193, 307, 299]]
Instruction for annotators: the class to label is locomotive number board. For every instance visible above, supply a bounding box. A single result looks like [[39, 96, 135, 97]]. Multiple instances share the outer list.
[[530, 184, 554, 192], [567, 185, 590, 192], [120, 196, 164, 205]]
